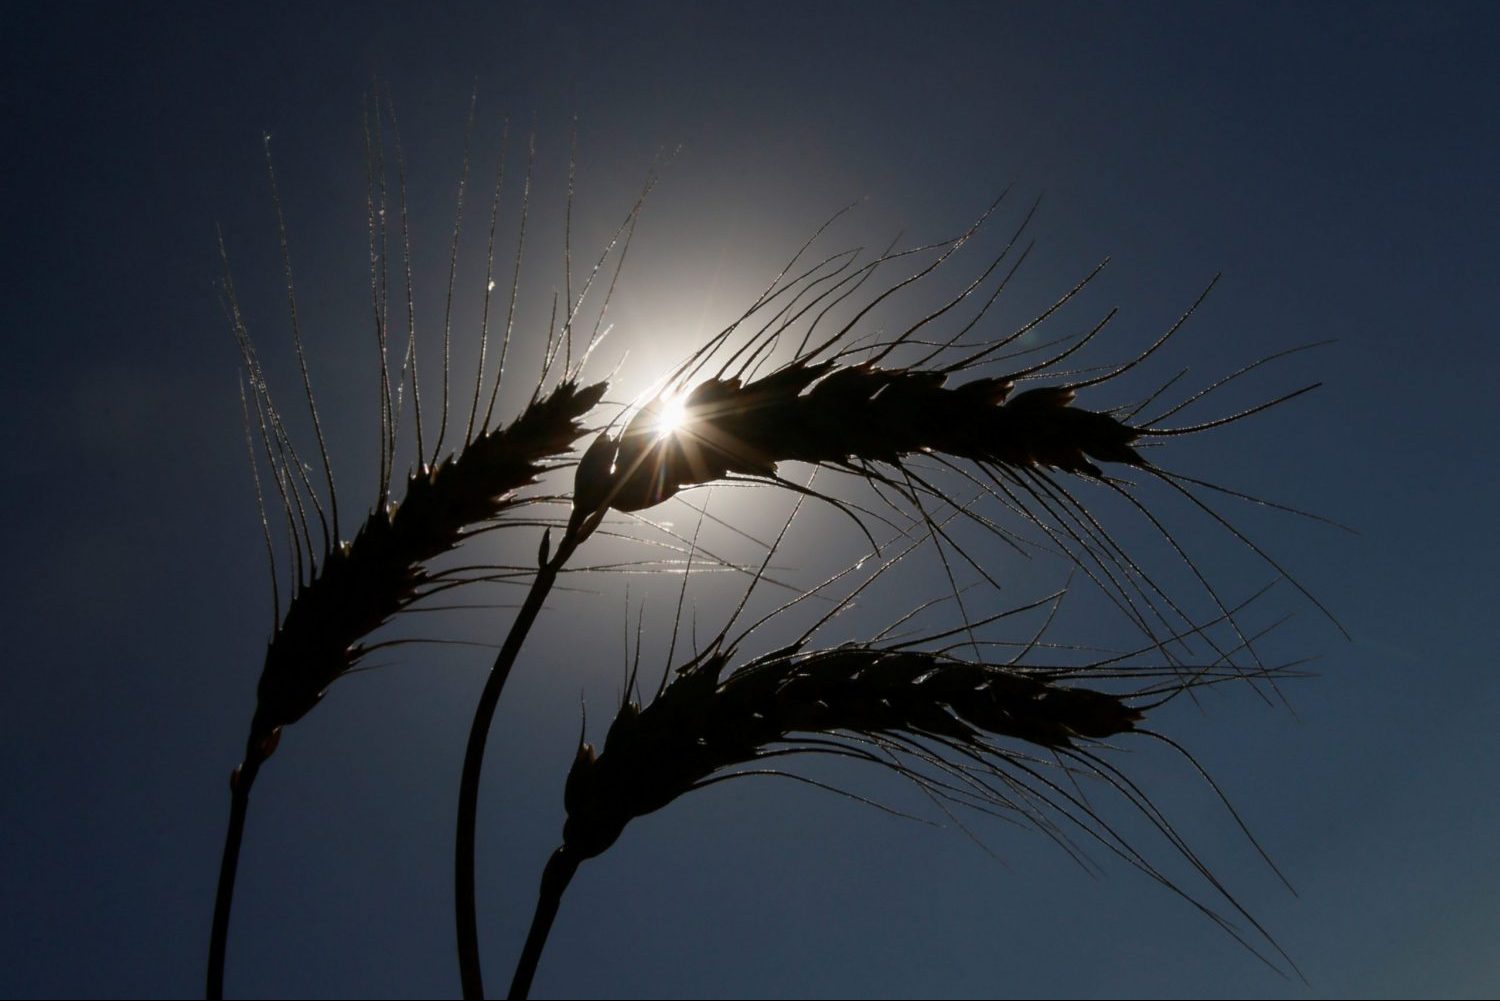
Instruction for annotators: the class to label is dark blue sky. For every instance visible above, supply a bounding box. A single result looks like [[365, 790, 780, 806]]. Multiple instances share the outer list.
[[5, 3, 1499, 998]]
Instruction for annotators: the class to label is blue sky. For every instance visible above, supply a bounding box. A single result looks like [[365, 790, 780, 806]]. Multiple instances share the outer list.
[[4, 2, 1499, 997]]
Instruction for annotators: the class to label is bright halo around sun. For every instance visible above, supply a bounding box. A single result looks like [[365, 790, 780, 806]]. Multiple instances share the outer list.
[[653, 393, 689, 440]]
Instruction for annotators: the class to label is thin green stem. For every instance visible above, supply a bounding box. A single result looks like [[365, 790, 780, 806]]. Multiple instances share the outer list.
[[456, 530, 580, 1000], [507, 846, 581, 1000]]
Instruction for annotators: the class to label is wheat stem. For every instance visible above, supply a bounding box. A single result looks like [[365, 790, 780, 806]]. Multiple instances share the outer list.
[[455, 529, 580, 1001], [506, 846, 580, 1000], [206, 743, 267, 1000]]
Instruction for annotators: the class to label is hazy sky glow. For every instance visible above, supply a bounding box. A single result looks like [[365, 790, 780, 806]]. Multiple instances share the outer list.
[[5, 3, 1500, 999]]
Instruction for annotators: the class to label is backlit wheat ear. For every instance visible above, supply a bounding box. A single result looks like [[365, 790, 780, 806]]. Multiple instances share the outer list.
[[219, 372, 604, 1001], [561, 219, 1333, 655], [507, 627, 1302, 998], [570, 360, 1150, 531], [562, 643, 1149, 859], [209, 97, 644, 998], [249, 377, 606, 747]]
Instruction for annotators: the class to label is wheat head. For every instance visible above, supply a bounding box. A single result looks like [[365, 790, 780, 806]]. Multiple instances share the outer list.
[[499, 616, 1301, 998], [561, 641, 1147, 859], [249, 377, 605, 752], [211, 103, 637, 999], [571, 360, 1145, 536]]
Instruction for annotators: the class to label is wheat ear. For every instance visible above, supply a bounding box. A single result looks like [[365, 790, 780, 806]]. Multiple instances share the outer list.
[[209, 378, 606, 998], [249, 378, 607, 744], [210, 96, 648, 998], [506, 626, 1300, 997], [563, 265, 1329, 672], [570, 360, 1148, 527]]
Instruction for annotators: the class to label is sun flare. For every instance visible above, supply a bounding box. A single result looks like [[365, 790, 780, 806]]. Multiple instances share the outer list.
[[653, 393, 689, 439]]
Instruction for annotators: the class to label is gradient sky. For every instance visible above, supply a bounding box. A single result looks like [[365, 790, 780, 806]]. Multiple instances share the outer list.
[[5, 3, 1500, 998]]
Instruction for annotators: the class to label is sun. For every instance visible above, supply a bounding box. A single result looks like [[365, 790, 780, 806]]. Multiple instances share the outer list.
[[652, 393, 689, 439]]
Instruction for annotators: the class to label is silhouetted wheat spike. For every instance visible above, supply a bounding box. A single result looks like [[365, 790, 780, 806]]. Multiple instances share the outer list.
[[210, 380, 605, 1000], [565, 646, 1143, 858], [569, 360, 1146, 539], [210, 96, 646, 998], [250, 377, 606, 743], [507, 633, 1300, 998]]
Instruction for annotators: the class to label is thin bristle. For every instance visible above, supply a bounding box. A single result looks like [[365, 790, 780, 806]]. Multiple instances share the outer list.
[[263, 135, 339, 548], [382, 92, 425, 470], [362, 97, 394, 507], [481, 130, 535, 431], [237, 375, 280, 626], [466, 116, 509, 447], [431, 86, 478, 465]]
